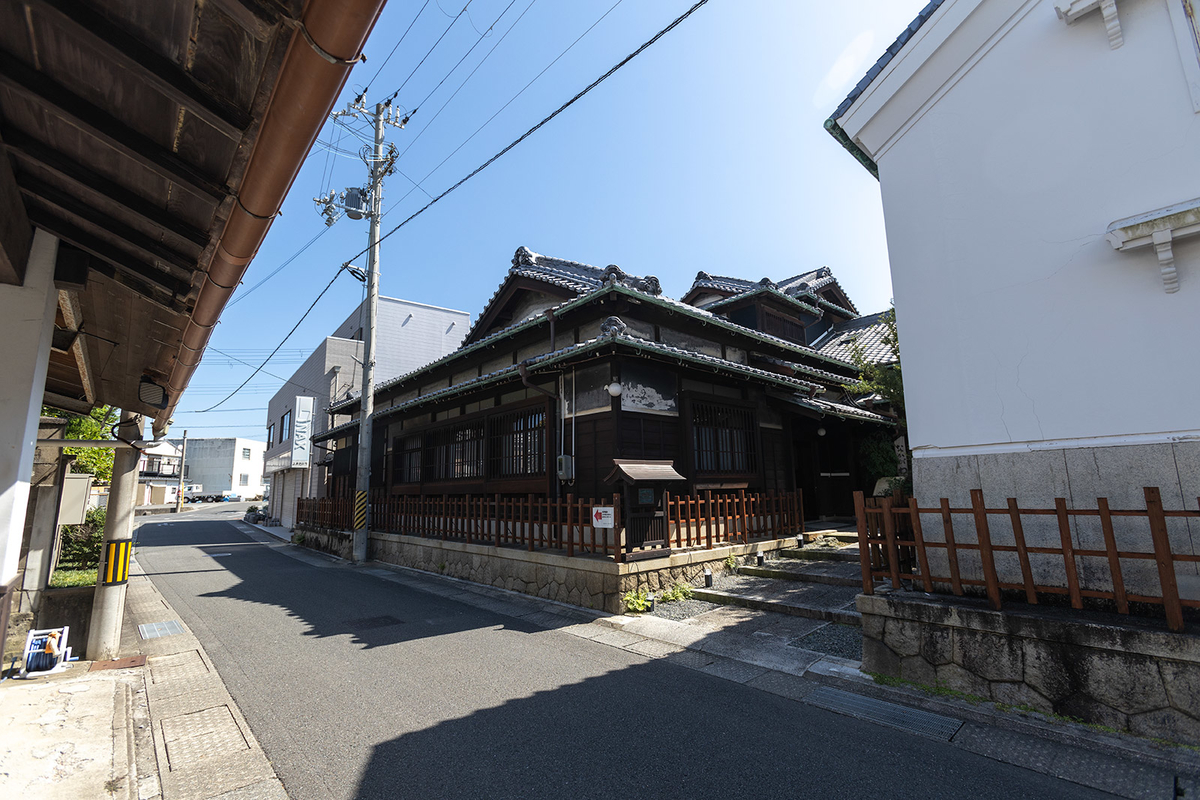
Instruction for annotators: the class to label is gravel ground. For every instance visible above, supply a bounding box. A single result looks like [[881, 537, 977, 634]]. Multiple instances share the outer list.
[[650, 597, 720, 621], [793, 623, 863, 661]]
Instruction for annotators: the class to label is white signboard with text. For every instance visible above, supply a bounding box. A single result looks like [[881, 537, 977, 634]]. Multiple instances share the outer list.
[[591, 506, 614, 528], [291, 395, 315, 469]]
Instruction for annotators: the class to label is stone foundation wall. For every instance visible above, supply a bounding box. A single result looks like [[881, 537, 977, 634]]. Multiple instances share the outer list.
[[859, 592, 1200, 745], [365, 532, 788, 614], [295, 527, 352, 560], [913, 441, 1200, 600]]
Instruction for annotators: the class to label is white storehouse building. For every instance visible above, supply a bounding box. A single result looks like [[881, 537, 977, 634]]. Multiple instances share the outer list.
[[826, 0, 1200, 518], [167, 438, 267, 501], [264, 295, 469, 528]]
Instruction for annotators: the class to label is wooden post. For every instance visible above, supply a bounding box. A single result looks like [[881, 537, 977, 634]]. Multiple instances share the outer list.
[[852, 491, 874, 594], [907, 498, 933, 593], [1053, 497, 1083, 610], [613, 491, 624, 563], [1006, 498, 1037, 605], [566, 493, 575, 557], [1145, 487, 1183, 632], [525, 494, 534, 551], [971, 489, 1002, 610], [880, 497, 903, 589], [940, 498, 963, 595], [1096, 498, 1128, 614], [704, 490, 714, 550]]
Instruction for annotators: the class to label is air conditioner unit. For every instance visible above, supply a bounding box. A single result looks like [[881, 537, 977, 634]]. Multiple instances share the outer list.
[[556, 455, 574, 481]]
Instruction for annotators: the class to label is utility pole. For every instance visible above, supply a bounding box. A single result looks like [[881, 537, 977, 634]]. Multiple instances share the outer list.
[[87, 410, 141, 660], [315, 98, 403, 563], [174, 430, 187, 513]]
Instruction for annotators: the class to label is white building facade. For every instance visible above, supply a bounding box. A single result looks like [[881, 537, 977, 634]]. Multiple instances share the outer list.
[[264, 295, 469, 528], [168, 438, 267, 500], [826, 0, 1200, 521]]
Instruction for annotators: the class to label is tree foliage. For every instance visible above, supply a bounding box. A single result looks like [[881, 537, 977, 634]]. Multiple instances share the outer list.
[[842, 308, 904, 424], [42, 405, 118, 483]]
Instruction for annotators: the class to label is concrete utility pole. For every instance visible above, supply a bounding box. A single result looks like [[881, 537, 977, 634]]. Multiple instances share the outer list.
[[351, 102, 386, 564], [87, 409, 141, 660], [174, 430, 188, 513], [315, 99, 403, 562]]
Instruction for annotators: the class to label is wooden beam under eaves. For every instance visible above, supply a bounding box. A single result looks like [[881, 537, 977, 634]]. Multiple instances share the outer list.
[[0, 51, 228, 202], [3, 130, 209, 248], [25, 0, 251, 140], [18, 174, 196, 275], [0, 129, 30, 285], [28, 208, 192, 311]]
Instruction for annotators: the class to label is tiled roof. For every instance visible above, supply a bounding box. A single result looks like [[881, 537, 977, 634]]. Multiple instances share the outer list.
[[687, 266, 859, 316], [827, 0, 947, 124], [329, 280, 859, 415], [347, 322, 827, 430], [463, 247, 662, 342], [784, 393, 895, 424], [814, 311, 897, 365], [823, 1, 947, 177]]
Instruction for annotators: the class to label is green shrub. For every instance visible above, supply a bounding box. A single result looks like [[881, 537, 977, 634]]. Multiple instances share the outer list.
[[723, 553, 738, 573], [247, 505, 259, 514], [659, 582, 693, 603], [58, 506, 106, 568], [622, 587, 651, 613], [48, 567, 97, 588]]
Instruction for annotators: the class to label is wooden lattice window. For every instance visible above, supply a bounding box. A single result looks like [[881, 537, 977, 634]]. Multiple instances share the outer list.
[[692, 401, 757, 475], [761, 309, 806, 344], [425, 421, 485, 481], [487, 407, 546, 478], [394, 434, 422, 483]]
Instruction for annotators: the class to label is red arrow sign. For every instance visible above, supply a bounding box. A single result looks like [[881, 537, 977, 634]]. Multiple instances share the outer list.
[[594, 510, 603, 522]]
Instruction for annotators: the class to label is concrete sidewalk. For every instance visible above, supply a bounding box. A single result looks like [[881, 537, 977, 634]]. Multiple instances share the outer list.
[[0, 553, 285, 800]]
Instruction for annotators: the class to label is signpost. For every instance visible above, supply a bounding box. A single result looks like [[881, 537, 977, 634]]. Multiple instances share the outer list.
[[592, 506, 614, 528]]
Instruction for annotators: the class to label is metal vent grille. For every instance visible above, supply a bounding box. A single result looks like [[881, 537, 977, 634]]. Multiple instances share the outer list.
[[138, 620, 185, 640], [806, 686, 963, 740]]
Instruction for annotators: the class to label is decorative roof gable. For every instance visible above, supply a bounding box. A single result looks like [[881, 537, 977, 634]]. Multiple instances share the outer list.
[[684, 266, 859, 315]]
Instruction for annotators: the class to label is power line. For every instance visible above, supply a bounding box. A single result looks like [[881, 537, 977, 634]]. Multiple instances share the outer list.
[[385, 1, 474, 104], [405, 0, 519, 119], [395, 0, 541, 163], [360, 0, 432, 98], [206, 348, 327, 396], [226, 227, 330, 308], [198, 268, 346, 412], [348, 0, 707, 265]]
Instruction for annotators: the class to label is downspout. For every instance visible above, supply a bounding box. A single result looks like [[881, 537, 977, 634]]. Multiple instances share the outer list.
[[518, 363, 557, 399], [154, 0, 386, 437]]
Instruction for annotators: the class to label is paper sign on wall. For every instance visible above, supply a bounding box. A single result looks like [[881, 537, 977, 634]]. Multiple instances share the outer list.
[[292, 396, 315, 469], [592, 507, 614, 528]]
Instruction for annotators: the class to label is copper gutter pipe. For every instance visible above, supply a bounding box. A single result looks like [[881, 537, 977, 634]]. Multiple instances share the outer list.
[[154, 0, 386, 436]]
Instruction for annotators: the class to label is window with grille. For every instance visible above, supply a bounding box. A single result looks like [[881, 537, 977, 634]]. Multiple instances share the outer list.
[[240, 474, 249, 486], [762, 308, 806, 344], [692, 400, 757, 475], [242, 447, 251, 459], [487, 407, 546, 478], [426, 421, 485, 481], [394, 434, 422, 483]]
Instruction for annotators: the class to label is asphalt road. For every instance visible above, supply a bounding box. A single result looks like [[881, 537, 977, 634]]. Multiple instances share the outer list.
[[134, 506, 1114, 800]]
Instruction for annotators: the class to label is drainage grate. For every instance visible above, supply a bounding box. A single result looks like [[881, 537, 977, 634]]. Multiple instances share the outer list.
[[208, 553, 232, 558], [138, 620, 185, 640], [347, 615, 404, 631], [805, 686, 963, 740]]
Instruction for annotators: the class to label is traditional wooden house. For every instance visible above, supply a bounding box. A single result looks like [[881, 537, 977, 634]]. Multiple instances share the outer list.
[[312, 247, 894, 531]]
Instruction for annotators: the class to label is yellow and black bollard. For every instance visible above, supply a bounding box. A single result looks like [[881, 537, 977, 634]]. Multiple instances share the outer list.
[[102, 539, 132, 585]]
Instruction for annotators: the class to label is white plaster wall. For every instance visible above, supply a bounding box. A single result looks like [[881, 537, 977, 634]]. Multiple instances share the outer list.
[[171, 437, 266, 497], [864, 0, 1200, 456], [331, 295, 470, 384], [0, 231, 57, 585]]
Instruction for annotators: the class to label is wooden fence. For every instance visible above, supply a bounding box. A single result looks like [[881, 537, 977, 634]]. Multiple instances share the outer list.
[[296, 489, 803, 563], [854, 487, 1200, 632]]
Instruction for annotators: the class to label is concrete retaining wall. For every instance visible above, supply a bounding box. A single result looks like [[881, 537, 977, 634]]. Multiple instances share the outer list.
[[858, 592, 1200, 745], [296, 527, 352, 560]]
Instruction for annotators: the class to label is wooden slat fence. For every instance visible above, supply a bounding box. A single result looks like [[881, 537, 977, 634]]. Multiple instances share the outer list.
[[296, 489, 804, 563], [854, 487, 1200, 632]]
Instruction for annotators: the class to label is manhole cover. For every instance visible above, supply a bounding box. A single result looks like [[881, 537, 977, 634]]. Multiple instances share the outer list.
[[805, 686, 963, 740], [348, 615, 404, 631], [138, 620, 185, 640], [90, 655, 147, 671]]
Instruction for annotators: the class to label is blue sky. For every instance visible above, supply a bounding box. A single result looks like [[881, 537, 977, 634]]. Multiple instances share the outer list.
[[171, 0, 929, 440]]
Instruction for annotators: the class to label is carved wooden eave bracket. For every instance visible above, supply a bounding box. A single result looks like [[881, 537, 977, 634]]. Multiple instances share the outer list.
[[1055, 0, 1123, 48], [1106, 197, 1200, 293]]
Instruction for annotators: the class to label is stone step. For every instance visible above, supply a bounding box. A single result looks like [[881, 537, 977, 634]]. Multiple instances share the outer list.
[[739, 560, 862, 588], [778, 547, 861, 563], [693, 576, 861, 626]]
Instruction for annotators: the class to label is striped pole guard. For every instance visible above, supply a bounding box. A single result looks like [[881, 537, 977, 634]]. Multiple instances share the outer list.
[[103, 539, 133, 585], [354, 491, 368, 531]]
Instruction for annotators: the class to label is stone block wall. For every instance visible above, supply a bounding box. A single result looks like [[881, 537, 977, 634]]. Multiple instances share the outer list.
[[859, 592, 1200, 745], [296, 527, 352, 560]]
